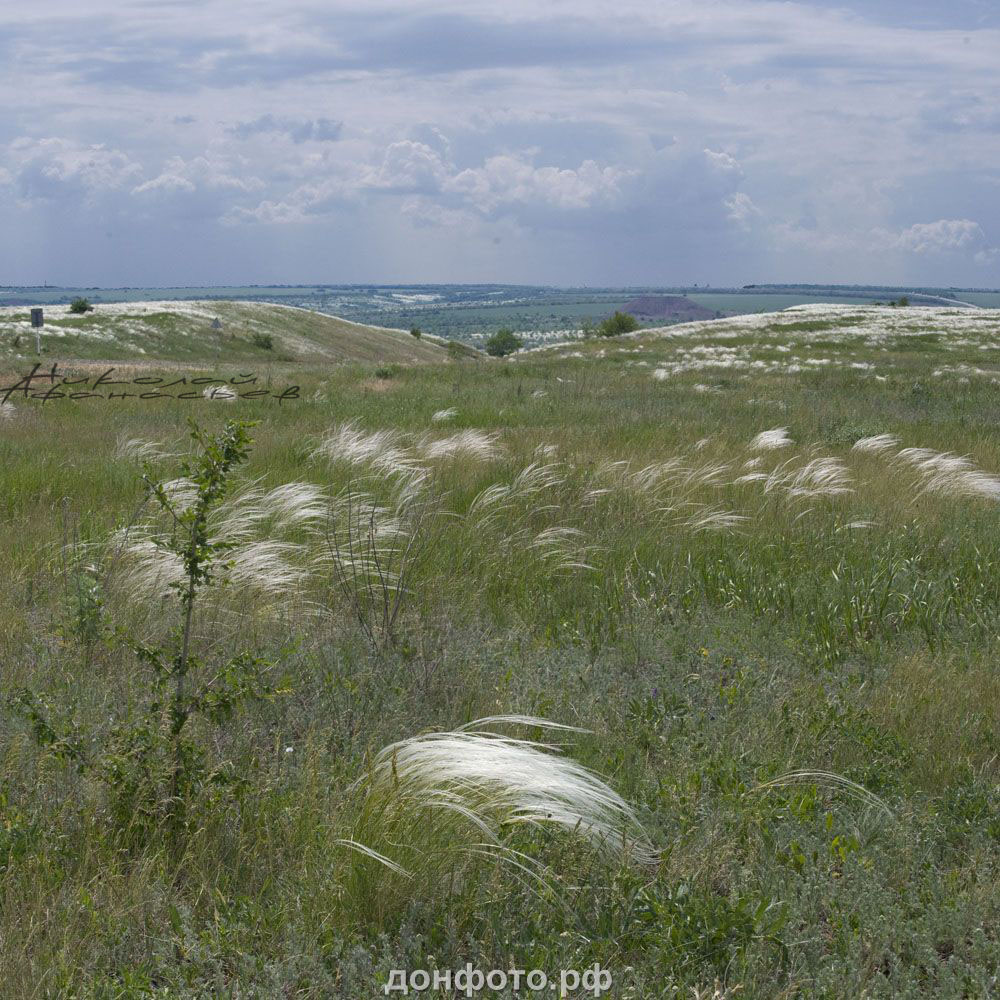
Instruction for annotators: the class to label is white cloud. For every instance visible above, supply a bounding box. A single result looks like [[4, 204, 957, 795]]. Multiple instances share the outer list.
[[892, 218, 985, 254], [369, 140, 450, 193], [9, 138, 142, 203], [447, 156, 632, 214], [725, 191, 761, 228], [132, 154, 263, 198]]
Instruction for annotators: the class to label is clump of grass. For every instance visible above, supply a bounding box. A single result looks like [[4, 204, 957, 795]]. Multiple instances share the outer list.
[[109, 478, 327, 603], [313, 421, 424, 480], [852, 433, 900, 453], [338, 716, 655, 928], [895, 446, 1000, 501], [419, 429, 501, 462], [749, 427, 793, 450]]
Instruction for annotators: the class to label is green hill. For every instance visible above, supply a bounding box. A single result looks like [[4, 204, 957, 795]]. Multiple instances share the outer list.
[[0, 300, 455, 366]]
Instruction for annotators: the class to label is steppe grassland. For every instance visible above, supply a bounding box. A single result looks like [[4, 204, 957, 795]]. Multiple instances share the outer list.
[[1, 304, 999, 997]]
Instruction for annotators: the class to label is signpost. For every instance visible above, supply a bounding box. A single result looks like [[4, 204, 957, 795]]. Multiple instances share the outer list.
[[30, 308, 43, 354]]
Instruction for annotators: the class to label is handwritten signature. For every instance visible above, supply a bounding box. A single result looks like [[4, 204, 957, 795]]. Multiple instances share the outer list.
[[0, 364, 300, 405]]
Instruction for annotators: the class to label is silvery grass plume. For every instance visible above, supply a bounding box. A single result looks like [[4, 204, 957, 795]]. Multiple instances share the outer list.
[[115, 436, 170, 462], [852, 433, 900, 453], [312, 421, 425, 480], [419, 429, 502, 462], [202, 384, 237, 401], [750, 427, 793, 450], [469, 462, 567, 528], [754, 769, 894, 822], [785, 457, 854, 498], [431, 407, 458, 423], [110, 479, 326, 601], [895, 447, 1000, 501], [683, 504, 748, 533], [339, 717, 656, 917], [0, 401, 16, 420], [529, 526, 596, 572]]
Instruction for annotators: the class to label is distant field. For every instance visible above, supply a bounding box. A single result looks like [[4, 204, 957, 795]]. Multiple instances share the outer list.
[[2, 303, 999, 998], [5, 284, 996, 348], [688, 292, 877, 312]]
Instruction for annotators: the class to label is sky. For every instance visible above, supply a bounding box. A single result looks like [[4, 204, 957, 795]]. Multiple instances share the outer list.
[[1, 0, 998, 287]]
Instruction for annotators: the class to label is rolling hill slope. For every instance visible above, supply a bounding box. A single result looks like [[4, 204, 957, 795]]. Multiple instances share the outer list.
[[0, 300, 455, 366]]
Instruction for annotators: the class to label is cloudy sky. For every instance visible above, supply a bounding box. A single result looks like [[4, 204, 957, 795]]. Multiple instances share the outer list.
[[1, 0, 998, 287]]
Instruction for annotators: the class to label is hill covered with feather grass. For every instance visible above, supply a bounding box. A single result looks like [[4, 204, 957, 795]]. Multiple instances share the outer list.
[[0, 299, 454, 365]]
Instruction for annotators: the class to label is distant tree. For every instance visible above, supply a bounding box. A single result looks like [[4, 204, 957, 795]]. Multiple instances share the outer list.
[[409, 326, 422, 339], [69, 297, 94, 314], [898, 296, 909, 307], [598, 311, 639, 337], [484, 328, 523, 357], [580, 318, 597, 338]]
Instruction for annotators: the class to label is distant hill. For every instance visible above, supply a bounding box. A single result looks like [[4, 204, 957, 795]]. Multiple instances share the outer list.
[[0, 300, 455, 366], [621, 295, 718, 321]]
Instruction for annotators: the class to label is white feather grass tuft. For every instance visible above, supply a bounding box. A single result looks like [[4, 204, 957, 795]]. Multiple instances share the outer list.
[[750, 427, 793, 450], [111, 479, 326, 600], [896, 447, 1000, 501], [1, 401, 17, 420], [313, 421, 425, 480], [420, 429, 501, 462], [852, 433, 900, 453], [115, 436, 172, 462], [785, 457, 854, 498], [431, 407, 458, 423], [684, 505, 747, 533], [350, 717, 656, 875], [202, 384, 236, 401], [529, 526, 596, 572]]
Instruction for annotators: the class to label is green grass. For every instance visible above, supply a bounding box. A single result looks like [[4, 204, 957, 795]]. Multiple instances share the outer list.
[[1, 304, 999, 997]]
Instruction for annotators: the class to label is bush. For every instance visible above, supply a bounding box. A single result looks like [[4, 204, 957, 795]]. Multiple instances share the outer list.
[[484, 328, 523, 357], [409, 326, 422, 339], [69, 298, 94, 314], [598, 311, 639, 337], [251, 332, 273, 350]]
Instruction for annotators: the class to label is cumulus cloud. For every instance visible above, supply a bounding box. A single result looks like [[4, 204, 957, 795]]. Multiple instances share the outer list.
[[446, 155, 632, 214], [370, 140, 450, 193], [892, 218, 986, 254], [725, 191, 762, 228], [132, 154, 262, 198], [9, 138, 142, 204]]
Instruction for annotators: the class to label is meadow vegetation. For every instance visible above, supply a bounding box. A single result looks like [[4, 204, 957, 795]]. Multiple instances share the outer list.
[[0, 304, 999, 997]]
